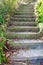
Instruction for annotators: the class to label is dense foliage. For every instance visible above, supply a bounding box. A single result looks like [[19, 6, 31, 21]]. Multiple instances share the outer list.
[[0, 25, 7, 64], [0, 0, 21, 64], [0, 0, 21, 24], [35, 0, 43, 23]]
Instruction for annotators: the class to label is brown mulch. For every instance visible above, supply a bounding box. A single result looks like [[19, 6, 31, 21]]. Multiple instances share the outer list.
[[3, 41, 20, 65]]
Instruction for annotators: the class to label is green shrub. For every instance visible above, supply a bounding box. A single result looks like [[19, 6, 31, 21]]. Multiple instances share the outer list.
[[0, 25, 7, 64], [0, 0, 21, 24], [0, 0, 21, 15], [0, 0, 21, 64], [0, 14, 5, 25], [35, 0, 43, 23], [0, 37, 7, 64]]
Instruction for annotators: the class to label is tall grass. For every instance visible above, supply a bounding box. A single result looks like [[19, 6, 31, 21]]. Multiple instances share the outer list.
[[0, 0, 21, 64], [0, 0, 21, 24]]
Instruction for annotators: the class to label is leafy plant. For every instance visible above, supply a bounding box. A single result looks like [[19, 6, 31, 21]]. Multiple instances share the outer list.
[[0, 37, 7, 64], [0, 0, 21, 23], [35, 0, 43, 23], [0, 25, 7, 64], [0, 0, 21, 64], [0, 14, 5, 25]]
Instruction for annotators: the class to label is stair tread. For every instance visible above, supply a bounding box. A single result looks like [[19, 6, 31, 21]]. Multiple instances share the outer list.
[[8, 26, 39, 28], [8, 21, 37, 27], [8, 26, 39, 32], [10, 21, 37, 26], [8, 26, 39, 30], [8, 39, 43, 49], [9, 49, 43, 61], [6, 31, 38, 34], [10, 39, 43, 44], [6, 31, 42, 39]]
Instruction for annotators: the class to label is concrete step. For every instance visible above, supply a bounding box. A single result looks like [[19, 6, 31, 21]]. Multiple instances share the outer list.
[[9, 49, 43, 62], [17, 4, 34, 11], [15, 10, 34, 14], [15, 11, 34, 15], [18, 5, 34, 9], [8, 26, 39, 32], [11, 17, 35, 22], [19, 4, 34, 8], [10, 21, 37, 26], [16, 6, 34, 12], [5, 32, 42, 39], [13, 14, 35, 18], [18, 7, 34, 10], [8, 39, 43, 48], [11, 17, 35, 20], [20, 4, 34, 7], [17, 4, 34, 8], [17, 9, 34, 13]]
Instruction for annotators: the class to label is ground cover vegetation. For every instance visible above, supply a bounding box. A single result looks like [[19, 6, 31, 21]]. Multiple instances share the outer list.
[[35, 0, 43, 32], [0, 0, 21, 64]]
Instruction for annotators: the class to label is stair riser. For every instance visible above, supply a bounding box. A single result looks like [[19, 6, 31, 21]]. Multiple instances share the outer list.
[[11, 17, 35, 20], [13, 16, 35, 18], [11, 19, 35, 22], [15, 12, 34, 14], [12, 14, 36, 18], [8, 27, 39, 32], [6, 33, 42, 39], [18, 6, 34, 9]]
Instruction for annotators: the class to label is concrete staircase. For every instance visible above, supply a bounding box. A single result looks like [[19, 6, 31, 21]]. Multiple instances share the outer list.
[[6, 0, 43, 65], [6, 1, 43, 41]]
